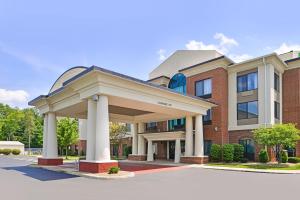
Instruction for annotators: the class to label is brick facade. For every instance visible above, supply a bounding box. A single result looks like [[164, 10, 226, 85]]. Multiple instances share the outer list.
[[186, 67, 229, 145], [282, 67, 300, 156]]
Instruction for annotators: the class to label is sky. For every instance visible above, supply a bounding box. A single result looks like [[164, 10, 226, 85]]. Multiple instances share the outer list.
[[1, 0, 300, 108]]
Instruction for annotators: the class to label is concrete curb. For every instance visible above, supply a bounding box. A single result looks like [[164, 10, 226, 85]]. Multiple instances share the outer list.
[[199, 165, 300, 174], [30, 164, 135, 180]]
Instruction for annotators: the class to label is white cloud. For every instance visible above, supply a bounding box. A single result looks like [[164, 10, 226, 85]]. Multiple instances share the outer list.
[[229, 54, 253, 63], [157, 49, 167, 61], [0, 88, 30, 108], [214, 33, 238, 47], [274, 43, 300, 54], [185, 33, 238, 54]]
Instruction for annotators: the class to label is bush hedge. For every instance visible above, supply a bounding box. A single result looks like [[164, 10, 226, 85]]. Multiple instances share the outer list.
[[1, 149, 12, 155], [233, 144, 244, 162], [210, 144, 222, 162], [288, 157, 300, 163], [223, 144, 234, 162], [12, 149, 21, 155], [281, 151, 288, 163], [108, 166, 120, 174], [259, 149, 269, 163]]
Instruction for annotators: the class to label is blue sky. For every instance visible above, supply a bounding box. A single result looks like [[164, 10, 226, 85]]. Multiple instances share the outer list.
[[1, 0, 300, 108]]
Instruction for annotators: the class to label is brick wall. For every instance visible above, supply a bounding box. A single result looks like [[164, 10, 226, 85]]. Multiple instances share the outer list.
[[282, 68, 300, 156], [186, 67, 229, 145]]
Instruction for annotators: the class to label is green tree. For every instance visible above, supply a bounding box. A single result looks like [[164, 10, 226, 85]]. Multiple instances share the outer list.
[[110, 123, 128, 157], [253, 123, 300, 163], [57, 118, 79, 159]]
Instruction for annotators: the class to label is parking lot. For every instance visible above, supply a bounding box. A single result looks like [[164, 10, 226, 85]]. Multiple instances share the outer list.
[[0, 156, 299, 200]]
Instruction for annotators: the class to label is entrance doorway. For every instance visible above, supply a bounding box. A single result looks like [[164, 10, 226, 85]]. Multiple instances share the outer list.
[[169, 141, 175, 160], [239, 139, 255, 161]]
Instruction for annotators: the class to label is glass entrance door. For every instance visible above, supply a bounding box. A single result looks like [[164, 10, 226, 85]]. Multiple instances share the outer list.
[[239, 139, 255, 161], [169, 141, 175, 160]]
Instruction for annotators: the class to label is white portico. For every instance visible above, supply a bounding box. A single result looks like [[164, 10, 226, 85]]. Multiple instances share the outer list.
[[29, 66, 215, 173]]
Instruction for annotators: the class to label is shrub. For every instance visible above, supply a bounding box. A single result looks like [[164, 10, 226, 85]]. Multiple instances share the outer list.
[[259, 149, 269, 163], [240, 158, 248, 163], [2, 149, 12, 155], [12, 149, 21, 155], [223, 144, 234, 162], [288, 157, 300, 163], [108, 166, 120, 174], [210, 144, 222, 162], [233, 144, 244, 162], [281, 151, 288, 163]]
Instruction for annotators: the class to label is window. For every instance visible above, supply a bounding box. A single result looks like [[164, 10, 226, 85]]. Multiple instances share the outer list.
[[203, 109, 212, 125], [146, 122, 157, 132], [195, 78, 212, 98], [237, 72, 258, 92], [168, 73, 186, 94], [237, 101, 258, 120], [274, 73, 280, 91], [274, 101, 280, 119], [168, 118, 185, 131]]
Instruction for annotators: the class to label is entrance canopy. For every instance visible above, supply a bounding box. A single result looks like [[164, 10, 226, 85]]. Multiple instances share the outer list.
[[29, 66, 216, 123]]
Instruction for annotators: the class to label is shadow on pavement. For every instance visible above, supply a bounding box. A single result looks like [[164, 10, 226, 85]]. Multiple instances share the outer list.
[[2, 165, 78, 181]]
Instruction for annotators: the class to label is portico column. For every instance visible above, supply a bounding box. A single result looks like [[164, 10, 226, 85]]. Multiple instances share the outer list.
[[132, 123, 138, 155], [137, 122, 145, 155], [95, 95, 111, 161], [147, 139, 153, 161], [47, 112, 58, 158], [185, 116, 193, 156], [86, 98, 97, 161], [167, 141, 170, 160], [42, 114, 48, 157], [194, 114, 204, 157], [174, 139, 181, 163]]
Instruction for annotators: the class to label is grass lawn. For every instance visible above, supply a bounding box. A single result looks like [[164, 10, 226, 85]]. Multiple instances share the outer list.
[[207, 163, 300, 170], [59, 155, 84, 160]]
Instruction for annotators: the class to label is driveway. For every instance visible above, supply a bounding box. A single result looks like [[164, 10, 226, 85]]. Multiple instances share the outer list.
[[0, 156, 299, 200]]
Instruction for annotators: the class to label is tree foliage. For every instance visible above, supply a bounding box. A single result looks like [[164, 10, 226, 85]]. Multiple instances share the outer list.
[[57, 118, 79, 158], [0, 103, 43, 148], [109, 122, 128, 144]]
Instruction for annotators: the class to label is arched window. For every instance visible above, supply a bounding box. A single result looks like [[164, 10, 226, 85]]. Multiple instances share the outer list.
[[168, 73, 186, 95], [168, 73, 187, 131]]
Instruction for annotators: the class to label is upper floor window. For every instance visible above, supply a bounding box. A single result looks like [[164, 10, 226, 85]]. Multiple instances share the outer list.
[[203, 109, 212, 125], [168, 73, 186, 94], [146, 122, 157, 132], [237, 101, 258, 120], [237, 72, 258, 92], [274, 101, 280, 119], [274, 73, 280, 91], [168, 118, 185, 131], [195, 78, 212, 98]]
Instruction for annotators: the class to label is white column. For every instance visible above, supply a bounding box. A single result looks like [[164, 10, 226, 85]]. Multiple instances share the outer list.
[[147, 140, 153, 161], [95, 95, 111, 162], [194, 114, 204, 157], [132, 123, 138, 155], [42, 114, 48, 157], [78, 119, 87, 140], [167, 141, 170, 160], [86, 99, 97, 161], [138, 122, 145, 133], [47, 112, 58, 158], [138, 135, 145, 155], [185, 116, 193, 156], [174, 139, 181, 163]]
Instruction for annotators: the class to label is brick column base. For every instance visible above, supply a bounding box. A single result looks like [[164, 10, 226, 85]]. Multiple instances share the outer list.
[[128, 154, 147, 161], [38, 158, 63, 166], [79, 160, 118, 173], [180, 156, 209, 164]]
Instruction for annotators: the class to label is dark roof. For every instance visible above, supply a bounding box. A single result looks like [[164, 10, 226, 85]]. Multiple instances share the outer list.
[[29, 66, 217, 106], [147, 75, 170, 82], [285, 57, 300, 63], [179, 56, 233, 72]]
